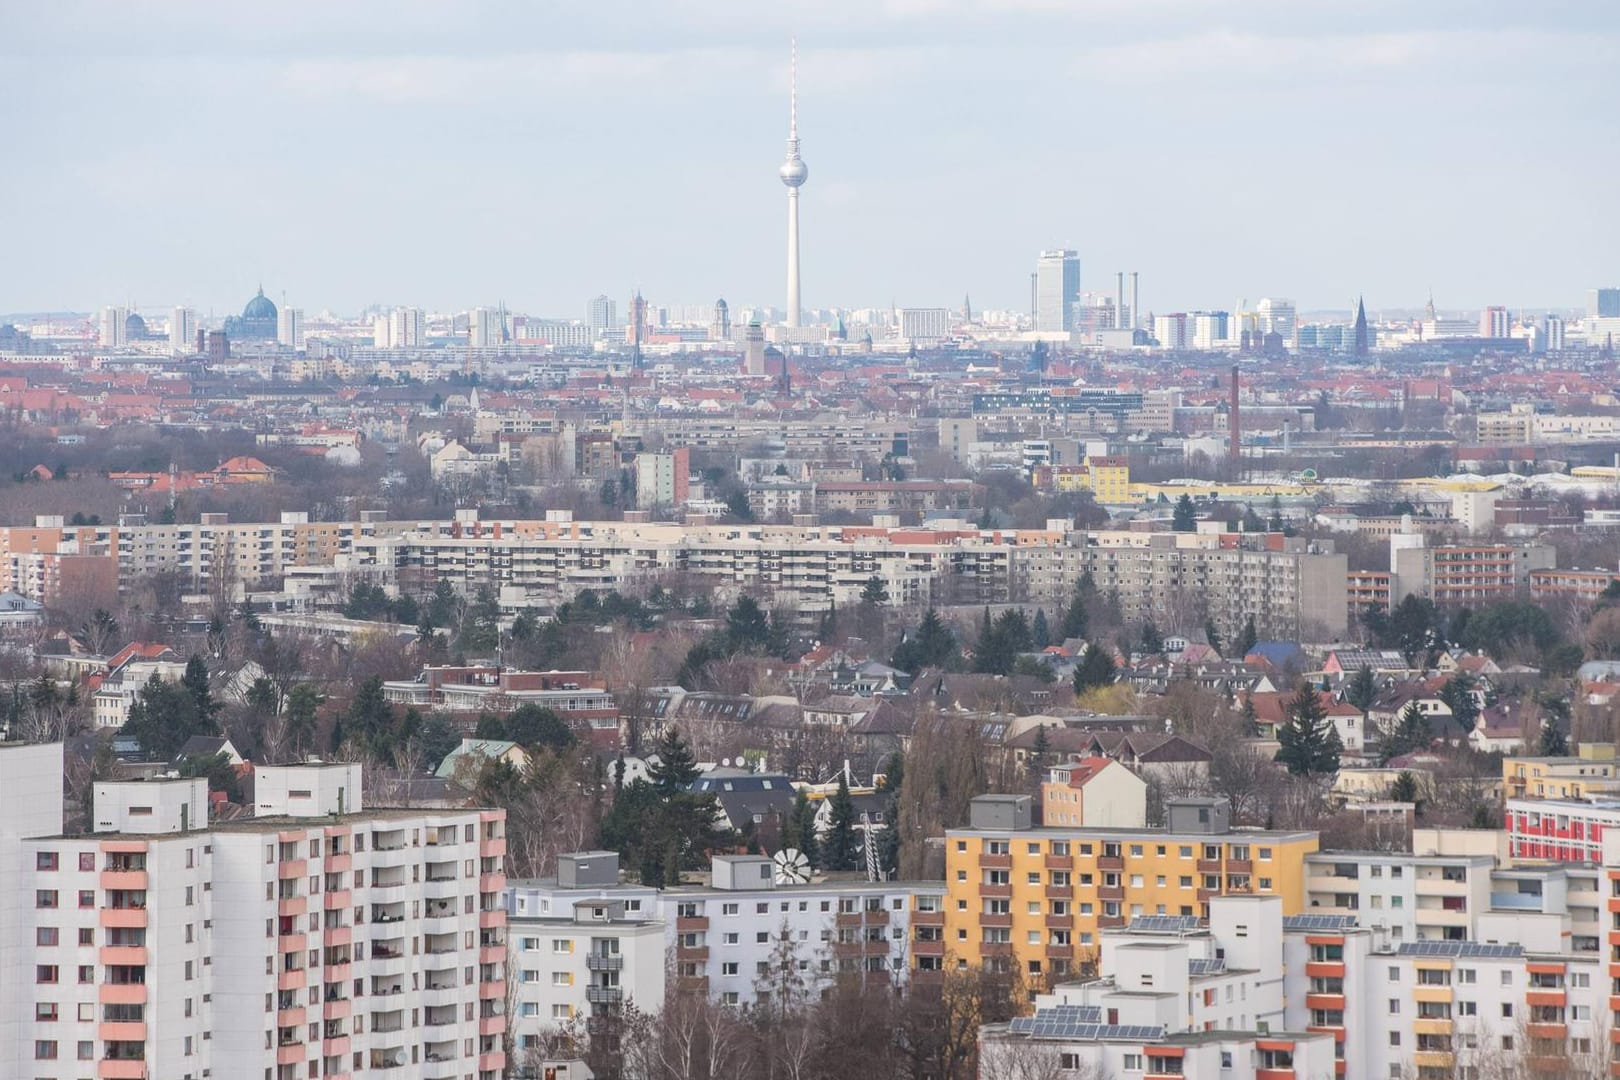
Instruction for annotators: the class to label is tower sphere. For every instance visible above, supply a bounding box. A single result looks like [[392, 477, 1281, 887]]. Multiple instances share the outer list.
[[779, 158, 808, 187]]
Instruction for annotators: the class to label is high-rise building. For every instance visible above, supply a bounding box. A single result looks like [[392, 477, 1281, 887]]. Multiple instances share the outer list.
[[1544, 312, 1566, 352], [1035, 250, 1081, 333], [899, 307, 950, 344], [779, 39, 809, 328], [1153, 312, 1190, 350], [374, 307, 425, 349], [98, 306, 128, 349], [743, 321, 766, 376], [1256, 297, 1297, 349], [469, 307, 503, 348], [1479, 305, 1510, 338], [586, 295, 617, 332], [169, 307, 195, 355], [0, 746, 509, 1080], [276, 306, 303, 349], [710, 298, 731, 342], [1587, 287, 1620, 318], [1192, 311, 1231, 350]]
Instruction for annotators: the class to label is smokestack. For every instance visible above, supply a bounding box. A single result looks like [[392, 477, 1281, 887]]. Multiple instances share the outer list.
[[1116, 271, 1125, 332], [1030, 272, 1037, 324], [1229, 365, 1241, 469], [1130, 271, 1140, 331]]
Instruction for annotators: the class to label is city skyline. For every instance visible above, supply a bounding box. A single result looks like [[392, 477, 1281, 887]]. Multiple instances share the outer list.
[[3, 2, 1617, 315]]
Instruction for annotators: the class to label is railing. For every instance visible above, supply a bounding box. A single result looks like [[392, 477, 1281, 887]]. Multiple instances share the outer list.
[[586, 953, 624, 971]]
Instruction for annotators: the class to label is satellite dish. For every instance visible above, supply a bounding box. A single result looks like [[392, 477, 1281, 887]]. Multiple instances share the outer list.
[[773, 848, 811, 885], [721, 758, 731, 767]]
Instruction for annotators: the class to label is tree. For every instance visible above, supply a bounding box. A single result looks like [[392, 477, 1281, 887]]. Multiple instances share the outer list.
[[1071, 642, 1116, 695], [824, 773, 859, 871], [1274, 680, 1341, 776], [1344, 665, 1378, 713], [1381, 700, 1432, 763], [974, 609, 1032, 675], [1438, 673, 1480, 736], [500, 703, 575, 753], [1235, 614, 1258, 659], [1059, 573, 1094, 641], [723, 596, 771, 655], [859, 576, 889, 605], [417, 713, 461, 771], [1139, 621, 1163, 656], [1539, 718, 1570, 757], [73, 608, 120, 656], [1171, 494, 1198, 532], [892, 609, 959, 674], [648, 725, 700, 795], [1388, 771, 1420, 807], [176, 750, 242, 803], [122, 670, 219, 762], [1031, 609, 1051, 649]]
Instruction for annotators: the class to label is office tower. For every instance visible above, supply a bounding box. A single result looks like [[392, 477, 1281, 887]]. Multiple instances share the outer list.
[[375, 307, 425, 349], [1588, 288, 1620, 318], [0, 748, 509, 1080], [899, 307, 951, 344], [1256, 297, 1297, 348], [1479, 305, 1510, 338], [1035, 250, 1080, 332], [779, 39, 809, 328], [1352, 296, 1369, 356], [586, 295, 617, 332], [1545, 313, 1566, 352], [469, 307, 503, 348], [98, 306, 128, 348], [276, 306, 303, 349], [169, 307, 195, 355], [1153, 313, 1189, 350], [1192, 311, 1230, 350], [710, 298, 731, 342]]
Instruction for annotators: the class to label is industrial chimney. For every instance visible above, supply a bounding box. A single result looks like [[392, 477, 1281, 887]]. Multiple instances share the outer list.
[[1130, 271, 1140, 332], [1228, 365, 1241, 469]]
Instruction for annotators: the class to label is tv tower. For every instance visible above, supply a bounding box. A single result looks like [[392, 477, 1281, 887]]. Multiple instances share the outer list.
[[779, 37, 808, 328]]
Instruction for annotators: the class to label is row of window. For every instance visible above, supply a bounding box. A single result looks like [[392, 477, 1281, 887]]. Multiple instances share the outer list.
[[970, 839, 1275, 860]]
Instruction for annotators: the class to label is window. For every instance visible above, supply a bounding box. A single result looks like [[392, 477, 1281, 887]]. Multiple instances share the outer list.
[[1458, 1001, 1477, 1016], [34, 1040, 57, 1060], [721, 903, 738, 916], [36, 965, 58, 984], [723, 933, 738, 945], [1388, 1032, 1400, 1046], [78, 890, 93, 908], [552, 940, 573, 954], [551, 972, 572, 986], [35, 1002, 58, 1021], [1388, 999, 1399, 1014], [722, 962, 738, 976], [35, 890, 57, 909], [1458, 968, 1476, 984], [36, 851, 58, 871], [1122, 1053, 1143, 1071], [1501, 1003, 1513, 1018], [1501, 971, 1512, 987], [552, 1004, 572, 1021], [1388, 966, 1399, 981], [36, 927, 57, 946]]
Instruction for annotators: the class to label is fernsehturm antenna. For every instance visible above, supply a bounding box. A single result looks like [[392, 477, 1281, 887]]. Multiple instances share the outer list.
[[779, 36, 808, 330]]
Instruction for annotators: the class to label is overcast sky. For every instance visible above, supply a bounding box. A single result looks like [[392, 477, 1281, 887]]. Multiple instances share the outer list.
[[4, 1, 1616, 319]]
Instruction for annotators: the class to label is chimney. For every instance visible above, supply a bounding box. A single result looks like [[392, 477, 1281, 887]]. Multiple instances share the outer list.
[[1116, 272, 1125, 332], [1130, 271, 1140, 332], [1229, 365, 1241, 468]]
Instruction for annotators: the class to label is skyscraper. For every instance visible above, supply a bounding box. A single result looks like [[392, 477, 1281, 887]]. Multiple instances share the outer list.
[[586, 295, 617, 332], [169, 306, 195, 355], [469, 307, 502, 348], [779, 38, 808, 328], [1256, 297, 1297, 349], [711, 298, 731, 342], [276, 306, 303, 349], [1588, 288, 1620, 318], [98, 305, 128, 348], [1479, 305, 1510, 339], [1034, 250, 1080, 332]]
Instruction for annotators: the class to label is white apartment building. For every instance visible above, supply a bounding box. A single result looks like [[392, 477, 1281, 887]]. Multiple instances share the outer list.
[[170, 307, 195, 355], [1, 746, 509, 1080], [502, 852, 945, 1052], [981, 898, 1336, 1080]]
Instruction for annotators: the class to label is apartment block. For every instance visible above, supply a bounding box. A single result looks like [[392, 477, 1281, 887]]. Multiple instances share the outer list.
[[944, 795, 1318, 982], [1392, 542, 1557, 607], [1, 747, 508, 1080]]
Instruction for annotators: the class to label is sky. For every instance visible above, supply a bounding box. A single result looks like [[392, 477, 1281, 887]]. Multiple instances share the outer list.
[[3, 0, 1617, 320]]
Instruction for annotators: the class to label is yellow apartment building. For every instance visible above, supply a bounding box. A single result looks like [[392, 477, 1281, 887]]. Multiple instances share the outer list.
[[944, 795, 1317, 984], [1503, 745, 1620, 801]]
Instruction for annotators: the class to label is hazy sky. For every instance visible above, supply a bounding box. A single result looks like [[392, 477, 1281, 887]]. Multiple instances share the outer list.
[[4, 1, 1616, 319]]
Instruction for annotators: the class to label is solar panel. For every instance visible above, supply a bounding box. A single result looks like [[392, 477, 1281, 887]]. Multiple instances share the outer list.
[[1188, 958, 1227, 976], [1395, 940, 1522, 959], [1127, 914, 1202, 934], [1283, 913, 1357, 931]]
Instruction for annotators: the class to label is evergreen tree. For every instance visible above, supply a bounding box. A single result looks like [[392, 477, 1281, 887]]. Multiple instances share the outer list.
[[817, 601, 838, 643], [1235, 614, 1259, 658], [1203, 618, 1221, 655], [859, 576, 890, 604], [1538, 719, 1570, 757], [723, 596, 772, 654], [1275, 680, 1341, 776], [1171, 494, 1198, 532], [1072, 642, 1117, 695], [1059, 573, 1094, 641], [1437, 673, 1480, 735], [1344, 665, 1378, 713], [1381, 700, 1431, 763], [1239, 693, 1259, 735], [1032, 609, 1051, 649], [824, 773, 859, 871], [417, 713, 461, 772], [1031, 723, 1051, 773], [1139, 621, 1164, 656], [648, 726, 700, 795], [1389, 771, 1420, 807], [892, 608, 959, 674], [791, 790, 820, 869]]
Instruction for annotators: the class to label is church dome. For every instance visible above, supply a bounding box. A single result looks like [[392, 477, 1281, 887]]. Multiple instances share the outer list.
[[124, 312, 149, 340], [242, 288, 278, 321]]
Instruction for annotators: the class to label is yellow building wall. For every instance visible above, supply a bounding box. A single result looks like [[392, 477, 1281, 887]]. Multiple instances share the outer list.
[[943, 828, 1317, 979]]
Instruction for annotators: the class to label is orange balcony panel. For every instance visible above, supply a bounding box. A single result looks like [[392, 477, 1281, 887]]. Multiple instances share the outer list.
[[1335, 1064, 1347, 1077], [325, 889, 353, 910], [1045, 855, 1074, 870], [277, 1040, 306, 1065], [913, 911, 944, 927], [99, 869, 148, 891], [1145, 1074, 1182, 1080], [99, 945, 147, 967], [979, 852, 1012, 869], [1305, 962, 1345, 980], [324, 998, 352, 1021], [479, 980, 503, 998], [325, 962, 352, 984], [479, 839, 505, 859], [100, 839, 150, 854], [480, 872, 505, 893], [98, 1021, 146, 1042], [278, 1006, 306, 1028], [1047, 914, 1074, 929], [324, 926, 352, 949], [1097, 855, 1125, 871], [1046, 942, 1072, 959], [1527, 1022, 1567, 1040], [1257, 1071, 1295, 1080], [98, 983, 147, 1006], [277, 968, 307, 992], [980, 913, 1013, 928], [479, 909, 504, 929], [913, 940, 945, 957], [981, 942, 1013, 957], [97, 1061, 147, 1080], [676, 916, 708, 932], [1196, 859, 1222, 873], [279, 857, 308, 878], [479, 1051, 507, 1072], [1098, 886, 1125, 901], [278, 896, 307, 918], [323, 1036, 351, 1057], [481, 945, 505, 965], [99, 907, 147, 930], [279, 933, 307, 954], [677, 946, 709, 960], [1527, 962, 1567, 976], [1306, 994, 1346, 1011], [982, 883, 1012, 899], [1607, 896, 1620, 913], [1046, 886, 1073, 900], [326, 852, 352, 873], [480, 1015, 505, 1037], [1526, 990, 1566, 1007]]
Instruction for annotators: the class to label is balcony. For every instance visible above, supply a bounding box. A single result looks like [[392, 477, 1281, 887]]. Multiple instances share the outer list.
[[100, 869, 148, 891], [979, 852, 1012, 869], [1097, 854, 1125, 871], [1196, 858, 1222, 873], [981, 883, 1012, 899], [586, 953, 624, 971], [1098, 885, 1124, 901], [1045, 854, 1074, 870], [980, 912, 1013, 928], [912, 910, 944, 928], [913, 939, 945, 958], [586, 984, 624, 1004]]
